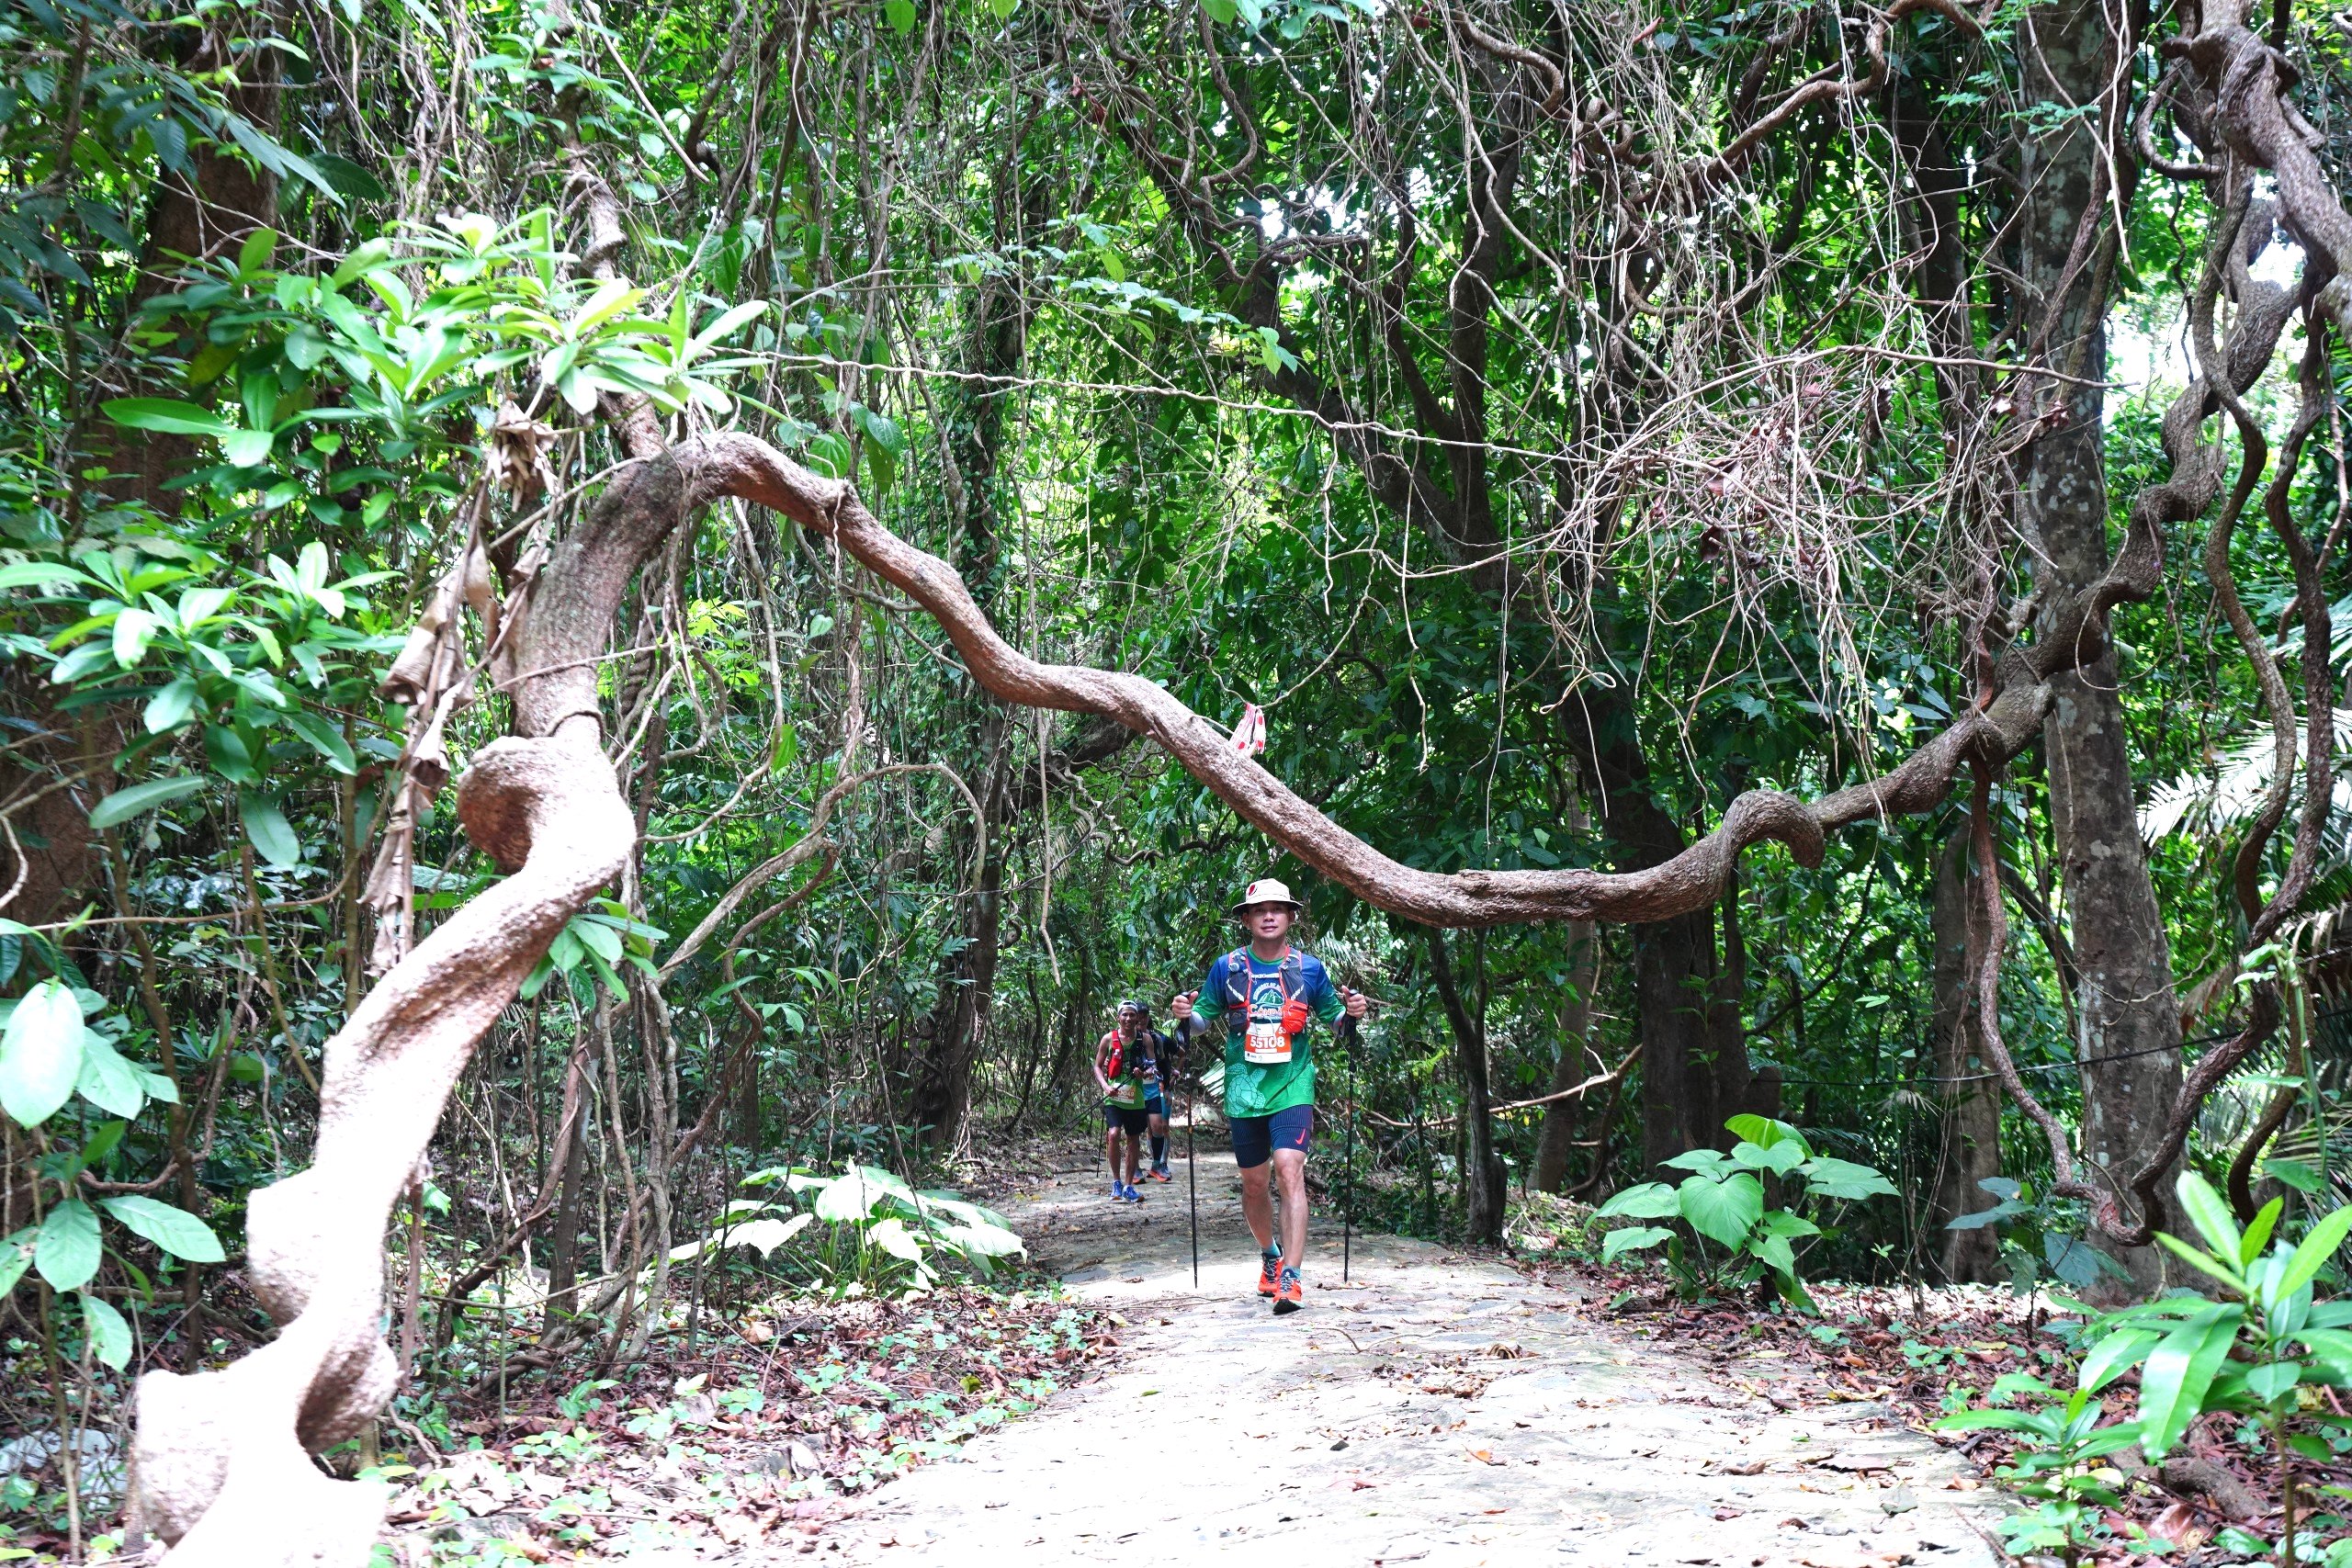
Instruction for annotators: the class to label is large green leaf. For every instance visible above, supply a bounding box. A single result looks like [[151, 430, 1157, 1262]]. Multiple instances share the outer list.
[[669, 1213, 814, 1260], [1730, 1140, 1804, 1176], [101, 1195, 225, 1263], [88, 774, 207, 829], [865, 1216, 924, 1262], [1600, 1224, 1673, 1263], [102, 398, 234, 437], [2276, 1204, 2352, 1302], [74, 1033, 146, 1119], [36, 1199, 101, 1292], [239, 791, 302, 869], [2076, 1327, 2160, 1393], [2174, 1173, 2243, 1268], [1596, 1182, 1679, 1221], [2155, 1231, 2246, 1292], [814, 1169, 888, 1223], [278, 710, 357, 773], [220, 428, 277, 468], [1724, 1114, 1810, 1156], [80, 1292, 131, 1369], [2134, 1302, 2245, 1458], [0, 561, 93, 592], [144, 676, 201, 735], [2240, 1198, 2284, 1268], [0, 978, 85, 1128], [1679, 1172, 1764, 1252], [1799, 1156, 1899, 1202], [938, 1221, 1025, 1259], [1750, 1233, 1799, 1278], [1757, 1209, 1821, 1239], [0, 1225, 32, 1296]]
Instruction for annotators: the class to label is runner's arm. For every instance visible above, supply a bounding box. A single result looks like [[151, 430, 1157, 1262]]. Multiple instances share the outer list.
[[1090, 1033, 1114, 1095], [1306, 960, 1346, 1027]]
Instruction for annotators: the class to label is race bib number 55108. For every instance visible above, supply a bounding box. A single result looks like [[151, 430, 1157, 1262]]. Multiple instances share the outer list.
[[1244, 1022, 1292, 1065]]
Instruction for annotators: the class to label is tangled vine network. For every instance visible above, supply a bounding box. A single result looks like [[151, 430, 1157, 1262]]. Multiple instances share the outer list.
[[116, 0, 2352, 1560]]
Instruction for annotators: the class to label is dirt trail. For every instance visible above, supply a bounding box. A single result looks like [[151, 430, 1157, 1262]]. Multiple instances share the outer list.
[[827, 1139, 2004, 1566]]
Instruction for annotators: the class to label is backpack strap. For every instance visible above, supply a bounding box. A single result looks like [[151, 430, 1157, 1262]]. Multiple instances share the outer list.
[[1223, 949, 1250, 1000]]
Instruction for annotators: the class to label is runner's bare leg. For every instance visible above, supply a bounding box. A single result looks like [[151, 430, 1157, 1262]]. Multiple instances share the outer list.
[[1272, 1148, 1308, 1273], [1239, 1161, 1276, 1252]]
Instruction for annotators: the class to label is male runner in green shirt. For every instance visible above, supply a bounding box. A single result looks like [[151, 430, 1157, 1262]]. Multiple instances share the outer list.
[[1170, 877, 1366, 1314], [1093, 1001, 1155, 1203]]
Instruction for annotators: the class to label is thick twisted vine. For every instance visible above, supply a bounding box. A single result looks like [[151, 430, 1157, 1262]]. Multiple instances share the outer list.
[[129, 455, 691, 1561], [1944, 2, 2352, 1244]]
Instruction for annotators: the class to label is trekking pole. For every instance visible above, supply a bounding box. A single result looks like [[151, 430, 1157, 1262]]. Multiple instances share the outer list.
[[1185, 1086, 1204, 1297], [1170, 1010, 1194, 1297], [1340, 1010, 1359, 1284]]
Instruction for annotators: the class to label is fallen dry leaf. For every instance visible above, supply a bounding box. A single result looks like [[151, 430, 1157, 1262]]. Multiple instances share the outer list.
[[2149, 1502, 2210, 1552]]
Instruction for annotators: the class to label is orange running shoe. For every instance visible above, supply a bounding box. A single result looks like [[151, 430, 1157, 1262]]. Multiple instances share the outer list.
[[1272, 1266, 1304, 1315], [1257, 1250, 1283, 1297]]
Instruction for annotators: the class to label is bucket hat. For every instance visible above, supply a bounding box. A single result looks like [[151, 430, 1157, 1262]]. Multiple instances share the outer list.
[[1230, 877, 1305, 917]]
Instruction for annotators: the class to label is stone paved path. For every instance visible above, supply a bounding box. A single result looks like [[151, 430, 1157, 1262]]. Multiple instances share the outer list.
[[828, 1140, 2004, 1566]]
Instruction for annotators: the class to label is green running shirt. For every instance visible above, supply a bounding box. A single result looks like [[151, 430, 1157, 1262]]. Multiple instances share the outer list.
[[1182, 946, 1343, 1119]]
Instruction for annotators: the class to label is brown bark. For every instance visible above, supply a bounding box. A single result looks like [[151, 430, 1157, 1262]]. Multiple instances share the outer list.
[[1428, 930, 1504, 1243], [128, 414, 680, 1560], [110, 19, 285, 517], [2017, 0, 2180, 1289], [908, 713, 1012, 1145], [1930, 828, 2003, 1282], [544, 1085, 588, 1317], [1532, 918, 1600, 1192]]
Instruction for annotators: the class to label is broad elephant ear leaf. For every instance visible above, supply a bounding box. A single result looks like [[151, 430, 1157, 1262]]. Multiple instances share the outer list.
[[1679, 1172, 1763, 1252]]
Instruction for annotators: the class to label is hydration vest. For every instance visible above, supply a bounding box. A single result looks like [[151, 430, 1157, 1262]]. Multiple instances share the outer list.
[[1221, 947, 1305, 1030]]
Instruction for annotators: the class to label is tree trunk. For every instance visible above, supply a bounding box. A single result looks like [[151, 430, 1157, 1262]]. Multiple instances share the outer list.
[[1429, 930, 1505, 1244], [1931, 828, 2004, 1282], [110, 19, 284, 515], [1561, 702, 1766, 1173], [900, 146, 1049, 1148], [2018, 0, 2178, 1292], [907, 720, 1012, 1146], [545, 1093, 587, 1319], [1532, 918, 1601, 1192]]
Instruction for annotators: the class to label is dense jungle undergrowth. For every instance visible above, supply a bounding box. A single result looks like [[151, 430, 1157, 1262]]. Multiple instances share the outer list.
[[29, 0, 2352, 1560]]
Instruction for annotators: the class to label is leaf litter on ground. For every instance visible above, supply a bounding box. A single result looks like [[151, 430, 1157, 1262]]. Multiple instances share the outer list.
[[374, 1280, 1119, 1562], [1518, 1251, 2352, 1566]]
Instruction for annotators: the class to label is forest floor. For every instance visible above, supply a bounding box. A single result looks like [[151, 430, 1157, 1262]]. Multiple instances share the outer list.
[[819, 1141, 2005, 1567], [331, 1131, 2047, 1567]]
